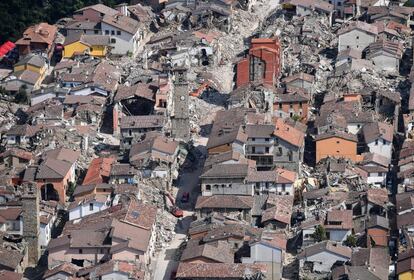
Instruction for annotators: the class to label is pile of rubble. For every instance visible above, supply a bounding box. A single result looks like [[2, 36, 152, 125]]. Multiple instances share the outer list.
[[155, 210, 177, 249]]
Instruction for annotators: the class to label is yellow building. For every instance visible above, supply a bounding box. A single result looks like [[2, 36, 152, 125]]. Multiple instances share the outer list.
[[14, 54, 47, 76], [63, 33, 110, 58], [399, 271, 414, 280], [397, 254, 414, 280]]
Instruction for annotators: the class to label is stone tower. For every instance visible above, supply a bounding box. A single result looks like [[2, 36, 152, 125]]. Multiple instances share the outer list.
[[171, 68, 190, 141], [21, 182, 40, 266]]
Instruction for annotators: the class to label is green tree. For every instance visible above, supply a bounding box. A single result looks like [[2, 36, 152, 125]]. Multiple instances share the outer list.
[[66, 182, 76, 198], [291, 114, 301, 122], [15, 85, 29, 104], [345, 234, 357, 247], [313, 225, 327, 242]]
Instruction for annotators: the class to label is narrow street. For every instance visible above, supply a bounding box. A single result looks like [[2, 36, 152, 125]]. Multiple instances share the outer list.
[[153, 137, 207, 280]]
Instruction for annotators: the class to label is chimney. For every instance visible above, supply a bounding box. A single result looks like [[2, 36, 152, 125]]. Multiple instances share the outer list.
[[116, 3, 129, 16], [21, 182, 40, 267]]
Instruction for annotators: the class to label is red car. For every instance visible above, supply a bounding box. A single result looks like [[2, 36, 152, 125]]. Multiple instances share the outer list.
[[181, 192, 190, 203], [171, 206, 183, 218]]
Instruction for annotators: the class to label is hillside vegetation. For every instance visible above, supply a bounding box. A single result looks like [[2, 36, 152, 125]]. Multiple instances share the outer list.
[[0, 0, 128, 44]]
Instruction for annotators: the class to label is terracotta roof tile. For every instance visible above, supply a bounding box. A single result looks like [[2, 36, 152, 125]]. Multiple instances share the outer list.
[[82, 157, 116, 185], [195, 195, 254, 210], [273, 117, 305, 147], [262, 195, 293, 224]]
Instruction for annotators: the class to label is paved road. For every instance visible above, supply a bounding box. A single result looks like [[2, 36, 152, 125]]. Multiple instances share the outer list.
[[153, 212, 193, 280], [153, 137, 207, 280]]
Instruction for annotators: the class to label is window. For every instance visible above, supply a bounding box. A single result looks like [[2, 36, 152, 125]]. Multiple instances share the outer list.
[[282, 184, 286, 191], [299, 102, 302, 108], [289, 102, 293, 108], [89, 203, 94, 211], [252, 147, 256, 153], [111, 30, 115, 35], [336, 141, 340, 144], [357, 124, 361, 129], [265, 147, 270, 153], [338, 2, 341, 5], [265, 138, 269, 142], [378, 172, 383, 176], [94, 30, 99, 34], [383, 139, 386, 145], [111, 38, 116, 44], [105, 30, 109, 35], [375, 139, 378, 146], [252, 138, 256, 141], [117, 30, 121, 35], [206, 185, 211, 191], [234, 243, 239, 249], [221, 184, 225, 188], [356, 36, 359, 39], [347, 45, 350, 49], [79, 249, 83, 254], [128, 129, 132, 136], [278, 147, 283, 155], [279, 103, 282, 109]]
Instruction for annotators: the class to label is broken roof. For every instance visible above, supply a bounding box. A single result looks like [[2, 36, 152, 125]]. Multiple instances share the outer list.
[[366, 39, 403, 60], [115, 83, 157, 102], [43, 263, 78, 279], [337, 21, 378, 36], [86, 260, 145, 279], [396, 192, 414, 214], [15, 22, 57, 47], [120, 115, 165, 129], [262, 195, 293, 224], [337, 48, 363, 60], [282, 72, 315, 84], [0, 148, 32, 161]]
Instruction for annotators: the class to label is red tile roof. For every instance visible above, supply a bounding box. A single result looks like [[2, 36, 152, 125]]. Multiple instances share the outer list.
[[82, 157, 116, 185]]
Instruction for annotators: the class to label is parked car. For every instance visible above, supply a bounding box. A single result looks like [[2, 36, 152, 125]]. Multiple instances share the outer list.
[[181, 192, 190, 203], [171, 206, 183, 218]]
